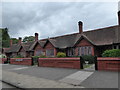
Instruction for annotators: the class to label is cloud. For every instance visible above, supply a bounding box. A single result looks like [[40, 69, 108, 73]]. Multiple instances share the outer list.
[[2, 2, 118, 39]]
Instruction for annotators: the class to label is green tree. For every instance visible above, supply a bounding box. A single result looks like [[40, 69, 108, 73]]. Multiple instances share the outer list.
[[0, 28, 10, 48], [23, 36, 35, 42], [11, 38, 19, 44]]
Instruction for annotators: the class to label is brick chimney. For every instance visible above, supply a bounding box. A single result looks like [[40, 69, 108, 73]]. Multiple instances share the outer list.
[[10, 39, 13, 47], [78, 21, 83, 34], [35, 33, 38, 41], [118, 11, 120, 25], [18, 37, 22, 44]]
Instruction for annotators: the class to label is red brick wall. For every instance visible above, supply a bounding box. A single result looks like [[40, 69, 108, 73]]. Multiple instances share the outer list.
[[38, 58, 80, 69], [75, 38, 95, 56], [10, 58, 32, 66], [97, 57, 120, 71], [19, 47, 27, 57], [76, 39, 92, 47], [44, 42, 56, 56], [1, 58, 7, 64], [34, 43, 44, 56]]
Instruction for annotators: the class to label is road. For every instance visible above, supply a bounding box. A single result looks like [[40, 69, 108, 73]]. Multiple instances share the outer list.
[[1, 81, 16, 88], [1, 64, 119, 88]]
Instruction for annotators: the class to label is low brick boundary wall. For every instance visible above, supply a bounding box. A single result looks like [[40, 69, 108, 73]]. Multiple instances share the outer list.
[[97, 57, 120, 71], [38, 58, 81, 69], [10, 58, 32, 66], [1, 58, 7, 64]]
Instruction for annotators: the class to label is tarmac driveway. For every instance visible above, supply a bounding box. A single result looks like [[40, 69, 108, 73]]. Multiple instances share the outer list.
[[2, 64, 79, 80]]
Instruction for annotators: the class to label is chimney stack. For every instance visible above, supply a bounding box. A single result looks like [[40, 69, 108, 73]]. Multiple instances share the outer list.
[[118, 11, 120, 25], [35, 33, 38, 41], [18, 37, 22, 44], [10, 39, 13, 47], [78, 21, 83, 34]]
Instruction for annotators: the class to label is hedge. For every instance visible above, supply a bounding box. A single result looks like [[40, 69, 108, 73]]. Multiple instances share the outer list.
[[102, 49, 120, 57], [56, 52, 66, 58], [81, 55, 95, 64]]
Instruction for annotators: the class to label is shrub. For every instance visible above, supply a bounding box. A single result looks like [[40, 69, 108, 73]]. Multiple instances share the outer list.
[[15, 55, 23, 58], [102, 49, 120, 57], [32, 56, 40, 58], [81, 55, 95, 64], [56, 52, 66, 58], [39, 55, 47, 58]]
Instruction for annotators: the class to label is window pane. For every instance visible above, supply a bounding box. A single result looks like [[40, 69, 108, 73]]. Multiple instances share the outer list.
[[46, 49, 54, 56], [88, 47, 92, 55], [81, 47, 84, 56], [36, 50, 43, 56]]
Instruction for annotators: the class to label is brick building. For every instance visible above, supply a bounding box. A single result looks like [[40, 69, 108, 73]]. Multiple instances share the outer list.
[[4, 11, 120, 58]]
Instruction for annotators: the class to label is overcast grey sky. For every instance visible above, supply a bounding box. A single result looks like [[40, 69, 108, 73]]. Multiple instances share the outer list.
[[2, 2, 118, 39]]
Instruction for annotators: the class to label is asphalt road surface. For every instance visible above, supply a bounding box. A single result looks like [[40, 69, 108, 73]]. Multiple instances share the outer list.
[[1, 64, 119, 88], [1, 81, 15, 88]]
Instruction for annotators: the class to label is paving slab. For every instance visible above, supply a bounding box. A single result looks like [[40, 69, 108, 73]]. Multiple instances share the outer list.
[[2, 64, 79, 80], [1, 70, 84, 88], [59, 71, 94, 85]]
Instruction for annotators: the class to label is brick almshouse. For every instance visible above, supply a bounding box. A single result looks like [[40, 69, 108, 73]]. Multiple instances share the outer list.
[[3, 11, 120, 58]]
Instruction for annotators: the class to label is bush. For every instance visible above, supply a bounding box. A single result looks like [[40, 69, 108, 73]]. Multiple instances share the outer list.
[[56, 52, 66, 58], [39, 55, 47, 58], [15, 55, 23, 58], [102, 49, 120, 57], [81, 55, 95, 64], [32, 56, 40, 58]]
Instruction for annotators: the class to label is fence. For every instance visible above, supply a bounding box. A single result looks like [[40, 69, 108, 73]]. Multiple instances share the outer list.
[[38, 58, 81, 69], [97, 57, 120, 71], [1, 58, 8, 64], [10, 58, 32, 66]]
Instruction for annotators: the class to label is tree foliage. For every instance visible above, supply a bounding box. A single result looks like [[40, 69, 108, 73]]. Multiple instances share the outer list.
[[23, 36, 35, 42], [57, 52, 66, 58], [102, 49, 120, 57], [0, 28, 10, 48], [11, 38, 19, 44]]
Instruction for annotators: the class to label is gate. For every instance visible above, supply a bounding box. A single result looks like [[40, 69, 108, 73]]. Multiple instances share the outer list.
[[80, 56, 98, 70], [32, 57, 39, 66]]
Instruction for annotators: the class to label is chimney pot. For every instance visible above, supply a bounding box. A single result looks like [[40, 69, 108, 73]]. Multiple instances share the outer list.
[[35, 33, 38, 41], [118, 11, 120, 25], [78, 21, 83, 34]]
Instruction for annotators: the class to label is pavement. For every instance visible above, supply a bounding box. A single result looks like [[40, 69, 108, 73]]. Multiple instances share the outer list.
[[1, 70, 84, 88], [1, 64, 119, 89]]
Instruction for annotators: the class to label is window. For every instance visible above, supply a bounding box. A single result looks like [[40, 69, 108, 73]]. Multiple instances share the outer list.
[[78, 46, 92, 56], [46, 49, 54, 57], [113, 45, 120, 49], [35, 50, 43, 56], [19, 52, 26, 57], [67, 48, 75, 56], [113, 45, 117, 49], [119, 45, 120, 49]]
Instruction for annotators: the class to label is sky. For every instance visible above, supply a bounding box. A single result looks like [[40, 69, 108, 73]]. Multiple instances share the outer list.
[[2, 2, 119, 39]]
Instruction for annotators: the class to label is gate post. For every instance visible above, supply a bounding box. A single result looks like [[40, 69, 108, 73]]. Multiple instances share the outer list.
[[94, 56, 98, 70], [80, 56, 83, 69]]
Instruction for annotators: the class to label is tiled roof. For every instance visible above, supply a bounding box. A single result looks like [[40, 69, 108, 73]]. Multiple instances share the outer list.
[[5, 25, 120, 53]]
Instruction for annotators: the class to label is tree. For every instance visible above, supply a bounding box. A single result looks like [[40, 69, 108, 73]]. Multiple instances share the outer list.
[[23, 36, 35, 42], [11, 38, 19, 44], [0, 28, 10, 48]]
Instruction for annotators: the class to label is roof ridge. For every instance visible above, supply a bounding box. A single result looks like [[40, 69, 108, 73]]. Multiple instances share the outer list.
[[84, 25, 118, 33], [40, 25, 118, 41]]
